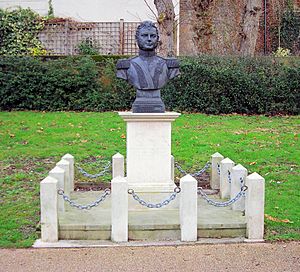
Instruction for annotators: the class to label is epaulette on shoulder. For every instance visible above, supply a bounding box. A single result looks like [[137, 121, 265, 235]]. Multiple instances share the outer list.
[[116, 59, 130, 69], [166, 58, 180, 68]]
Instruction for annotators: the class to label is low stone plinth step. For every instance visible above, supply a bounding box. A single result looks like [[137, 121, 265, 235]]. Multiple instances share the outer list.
[[58, 191, 246, 240]]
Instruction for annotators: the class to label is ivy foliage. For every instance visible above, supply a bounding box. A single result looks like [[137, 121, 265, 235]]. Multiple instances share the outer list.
[[47, 0, 54, 18], [0, 7, 45, 56], [280, 10, 300, 54]]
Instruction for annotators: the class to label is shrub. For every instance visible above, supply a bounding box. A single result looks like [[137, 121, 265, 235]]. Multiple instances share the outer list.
[[76, 40, 99, 55], [0, 55, 299, 114], [163, 56, 300, 115]]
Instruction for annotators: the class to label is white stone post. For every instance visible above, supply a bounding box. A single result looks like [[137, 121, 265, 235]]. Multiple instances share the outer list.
[[111, 176, 128, 242], [231, 164, 248, 211], [220, 158, 235, 199], [245, 173, 265, 242], [210, 152, 224, 190], [56, 159, 70, 197], [40, 176, 58, 242], [171, 155, 175, 181], [112, 153, 124, 178], [49, 166, 65, 213], [180, 174, 198, 242], [62, 154, 74, 191]]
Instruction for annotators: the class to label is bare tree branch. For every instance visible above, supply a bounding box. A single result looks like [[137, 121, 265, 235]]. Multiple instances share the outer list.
[[143, 0, 158, 20]]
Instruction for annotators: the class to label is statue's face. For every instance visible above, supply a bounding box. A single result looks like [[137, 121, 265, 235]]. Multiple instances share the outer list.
[[137, 27, 158, 51]]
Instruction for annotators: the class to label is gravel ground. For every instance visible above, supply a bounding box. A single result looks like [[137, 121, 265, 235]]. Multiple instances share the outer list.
[[0, 242, 299, 272]]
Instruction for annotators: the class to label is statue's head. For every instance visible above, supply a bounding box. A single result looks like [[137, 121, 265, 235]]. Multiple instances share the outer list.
[[136, 21, 159, 51]]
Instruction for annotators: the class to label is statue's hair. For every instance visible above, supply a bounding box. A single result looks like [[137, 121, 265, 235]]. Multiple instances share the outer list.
[[135, 21, 159, 41]]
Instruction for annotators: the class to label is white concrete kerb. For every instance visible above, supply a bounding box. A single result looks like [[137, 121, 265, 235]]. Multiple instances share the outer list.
[[49, 166, 65, 213], [210, 152, 224, 190], [62, 154, 74, 191], [245, 172, 265, 241], [231, 164, 248, 211], [40, 176, 58, 243], [111, 176, 128, 242], [180, 174, 197, 242], [220, 157, 235, 199], [56, 159, 71, 197], [112, 152, 124, 178]]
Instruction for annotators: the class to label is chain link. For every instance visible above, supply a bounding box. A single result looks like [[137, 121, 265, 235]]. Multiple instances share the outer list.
[[128, 187, 181, 208], [217, 163, 220, 176], [76, 161, 111, 179], [57, 188, 111, 210], [240, 177, 246, 196], [197, 186, 247, 207], [175, 161, 211, 177], [227, 170, 232, 183]]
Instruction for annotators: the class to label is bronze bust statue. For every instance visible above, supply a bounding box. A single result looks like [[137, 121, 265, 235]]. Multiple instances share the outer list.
[[116, 21, 180, 113]]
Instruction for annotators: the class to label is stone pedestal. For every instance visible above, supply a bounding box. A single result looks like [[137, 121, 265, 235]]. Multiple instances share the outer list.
[[132, 90, 165, 113], [119, 112, 180, 193]]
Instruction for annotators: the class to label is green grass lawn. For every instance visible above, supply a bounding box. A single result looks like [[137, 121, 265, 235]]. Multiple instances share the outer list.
[[0, 111, 299, 247]]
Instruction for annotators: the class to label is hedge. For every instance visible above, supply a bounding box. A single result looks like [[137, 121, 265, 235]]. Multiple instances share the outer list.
[[0, 55, 299, 114]]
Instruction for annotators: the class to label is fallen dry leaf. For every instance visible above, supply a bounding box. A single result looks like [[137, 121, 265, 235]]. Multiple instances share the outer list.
[[9, 133, 15, 138], [249, 161, 257, 165], [265, 214, 293, 223], [120, 134, 126, 139]]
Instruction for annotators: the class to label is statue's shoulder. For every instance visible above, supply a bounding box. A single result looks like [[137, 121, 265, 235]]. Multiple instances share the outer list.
[[116, 58, 131, 69], [165, 58, 180, 68]]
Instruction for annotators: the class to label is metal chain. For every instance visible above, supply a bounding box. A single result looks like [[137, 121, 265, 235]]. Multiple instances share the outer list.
[[192, 162, 211, 177], [76, 161, 111, 178], [240, 177, 246, 196], [227, 170, 232, 183], [57, 188, 111, 210], [175, 161, 211, 177], [128, 187, 181, 208], [197, 185, 248, 207]]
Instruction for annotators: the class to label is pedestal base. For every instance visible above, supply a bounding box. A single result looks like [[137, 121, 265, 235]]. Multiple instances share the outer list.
[[132, 90, 165, 113], [128, 181, 176, 193], [119, 112, 181, 193]]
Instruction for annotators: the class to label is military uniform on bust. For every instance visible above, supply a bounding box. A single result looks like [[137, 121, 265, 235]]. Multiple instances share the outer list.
[[116, 21, 180, 113]]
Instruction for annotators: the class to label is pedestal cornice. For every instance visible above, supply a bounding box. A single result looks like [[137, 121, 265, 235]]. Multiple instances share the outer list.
[[118, 112, 181, 122]]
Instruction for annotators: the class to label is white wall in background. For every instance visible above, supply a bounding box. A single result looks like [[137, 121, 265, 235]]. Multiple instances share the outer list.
[[0, 1, 179, 22]]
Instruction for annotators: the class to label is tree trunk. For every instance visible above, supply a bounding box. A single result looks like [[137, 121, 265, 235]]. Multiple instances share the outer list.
[[179, 0, 264, 56], [153, 0, 176, 56], [191, 0, 214, 54], [240, 0, 263, 56]]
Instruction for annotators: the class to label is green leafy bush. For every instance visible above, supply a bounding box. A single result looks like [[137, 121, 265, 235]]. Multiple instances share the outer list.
[[0, 55, 299, 114], [76, 40, 99, 55], [0, 56, 134, 111], [0, 8, 45, 56], [163, 56, 300, 115]]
